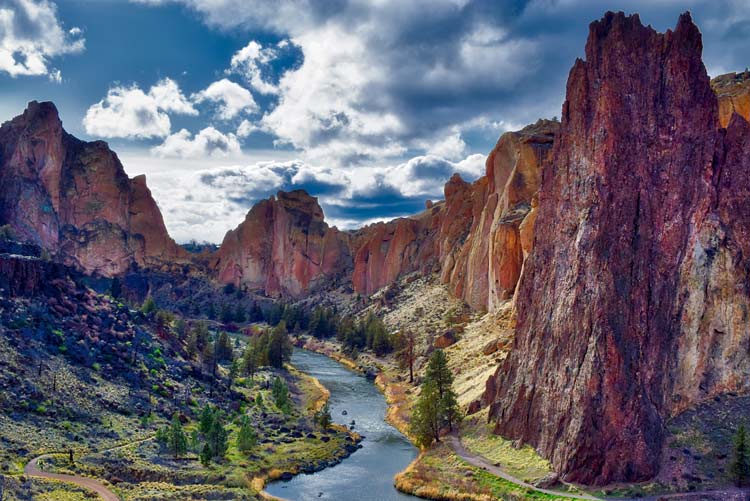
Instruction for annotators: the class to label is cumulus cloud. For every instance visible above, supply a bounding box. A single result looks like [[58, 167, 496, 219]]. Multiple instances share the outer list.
[[152, 127, 241, 158], [0, 0, 85, 79], [227, 40, 297, 94], [83, 78, 197, 139], [192, 78, 257, 120]]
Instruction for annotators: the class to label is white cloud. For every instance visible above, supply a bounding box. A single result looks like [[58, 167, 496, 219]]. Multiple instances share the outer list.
[[83, 78, 196, 139], [423, 129, 467, 161], [261, 23, 406, 164], [152, 127, 241, 158], [0, 0, 85, 79], [236, 119, 258, 138], [193, 78, 257, 120], [228, 40, 283, 94]]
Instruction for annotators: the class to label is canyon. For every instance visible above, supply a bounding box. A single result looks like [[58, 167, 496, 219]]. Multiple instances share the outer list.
[[2, 9, 750, 489]]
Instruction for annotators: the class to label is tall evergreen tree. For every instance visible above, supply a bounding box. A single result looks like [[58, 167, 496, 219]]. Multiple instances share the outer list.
[[733, 424, 750, 486], [237, 415, 257, 454], [409, 379, 442, 447], [425, 349, 451, 399], [168, 412, 188, 459], [268, 321, 292, 369]]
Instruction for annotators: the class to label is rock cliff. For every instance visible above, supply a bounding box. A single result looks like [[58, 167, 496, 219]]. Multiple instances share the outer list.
[[210, 190, 352, 297], [484, 11, 750, 485], [0, 101, 185, 276]]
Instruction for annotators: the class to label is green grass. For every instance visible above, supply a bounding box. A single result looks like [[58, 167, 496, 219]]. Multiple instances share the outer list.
[[460, 410, 552, 483]]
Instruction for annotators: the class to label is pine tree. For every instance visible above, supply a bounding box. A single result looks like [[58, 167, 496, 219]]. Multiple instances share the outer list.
[[409, 379, 442, 447], [207, 413, 229, 459], [168, 412, 188, 458], [732, 424, 750, 486], [109, 277, 122, 299], [141, 297, 157, 315], [396, 330, 416, 383], [200, 443, 212, 466], [425, 349, 451, 399], [272, 376, 291, 414], [215, 332, 233, 362], [268, 321, 291, 369], [237, 415, 257, 454], [199, 405, 214, 434]]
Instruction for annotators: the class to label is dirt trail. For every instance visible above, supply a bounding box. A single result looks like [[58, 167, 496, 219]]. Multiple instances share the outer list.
[[24, 454, 120, 501], [23, 436, 153, 501], [447, 434, 750, 501], [446, 434, 601, 500]]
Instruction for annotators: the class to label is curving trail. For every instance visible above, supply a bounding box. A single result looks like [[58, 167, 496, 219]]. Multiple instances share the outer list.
[[23, 436, 153, 501], [24, 454, 120, 501], [446, 434, 601, 500], [447, 434, 750, 501]]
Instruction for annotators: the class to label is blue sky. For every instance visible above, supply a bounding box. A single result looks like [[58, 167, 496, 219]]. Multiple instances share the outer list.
[[1, 0, 749, 243]]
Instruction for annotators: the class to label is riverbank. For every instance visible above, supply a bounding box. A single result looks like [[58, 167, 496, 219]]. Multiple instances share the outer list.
[[265, 348, 416, 500]]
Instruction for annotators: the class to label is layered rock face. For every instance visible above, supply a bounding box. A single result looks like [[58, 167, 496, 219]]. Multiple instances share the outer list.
[[442, 120, 557, 310], [211, 190, 352, 297], [713, 70, 750, 127], [0, 102, 184, 276], [485, 12, 750, 484], [348, 122, 557, 308]]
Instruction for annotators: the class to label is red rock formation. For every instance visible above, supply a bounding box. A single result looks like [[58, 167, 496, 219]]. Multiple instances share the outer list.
[[346, 121, 556, 308], [0, 101, 185, 276], [211, 190, 351, 297], [484, 11, 750, 485]]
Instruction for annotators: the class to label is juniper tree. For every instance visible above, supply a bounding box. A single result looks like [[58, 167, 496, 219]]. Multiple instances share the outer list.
[[410, 379, 442, 447]]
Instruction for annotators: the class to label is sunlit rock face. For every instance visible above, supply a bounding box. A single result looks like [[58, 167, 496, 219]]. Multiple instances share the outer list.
[[211, 190, 352, 298], [484, 11, 750, 485], [0, 101, 185, 276], [713, 70, 750, 127], [347, 121, 557, 310]]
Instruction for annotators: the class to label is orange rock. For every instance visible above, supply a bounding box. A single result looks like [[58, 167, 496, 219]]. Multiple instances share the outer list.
[[712, 71, 750, 127]]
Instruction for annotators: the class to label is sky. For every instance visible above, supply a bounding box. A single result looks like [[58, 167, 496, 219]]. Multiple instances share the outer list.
[[1, 0, 749, 243]]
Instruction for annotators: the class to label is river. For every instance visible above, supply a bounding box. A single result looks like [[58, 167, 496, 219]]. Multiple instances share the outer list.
[[266, 348, 418, 501]]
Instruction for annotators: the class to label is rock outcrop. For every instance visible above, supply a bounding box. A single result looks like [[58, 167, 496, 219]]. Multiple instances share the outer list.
[[484, 11, 750, 485], [0, 101, 185, 276], [713, 70, 750, 127], [211, 190, 352, 297]]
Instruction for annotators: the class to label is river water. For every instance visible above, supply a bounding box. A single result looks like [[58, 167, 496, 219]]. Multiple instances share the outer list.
[[265, 348, 418, 501]]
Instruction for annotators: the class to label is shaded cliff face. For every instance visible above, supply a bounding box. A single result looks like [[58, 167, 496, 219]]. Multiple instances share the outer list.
[[211, 190, 351, 297], [485, 12, 750, 485], [0, 101, 185, 276]]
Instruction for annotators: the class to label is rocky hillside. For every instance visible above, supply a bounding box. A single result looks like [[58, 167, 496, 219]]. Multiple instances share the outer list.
[[484, 11, 750, 485], [0, 101, 186, 277]]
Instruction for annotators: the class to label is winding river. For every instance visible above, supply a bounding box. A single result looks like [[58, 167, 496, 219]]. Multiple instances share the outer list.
[[266, 348, 418, 501]]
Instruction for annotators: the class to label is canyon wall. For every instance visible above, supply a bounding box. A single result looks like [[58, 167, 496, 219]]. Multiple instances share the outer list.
[[484, 12, 750, 485], [214, 121, 557, 307], [0, 101, 185, 277], [210, 190, 352, 297]]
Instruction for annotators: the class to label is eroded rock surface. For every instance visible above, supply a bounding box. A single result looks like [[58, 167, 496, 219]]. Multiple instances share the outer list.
[[0, 102, 185, 276], [484, 11, 750, 485]]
